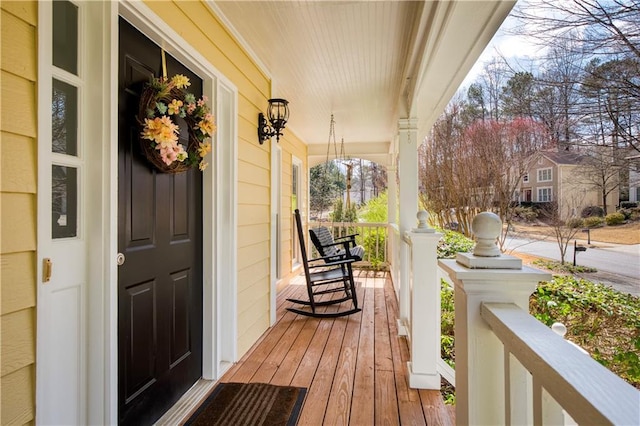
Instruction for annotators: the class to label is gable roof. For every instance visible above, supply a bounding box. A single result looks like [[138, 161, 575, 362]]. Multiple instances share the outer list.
[[539, 150, 585, 166]]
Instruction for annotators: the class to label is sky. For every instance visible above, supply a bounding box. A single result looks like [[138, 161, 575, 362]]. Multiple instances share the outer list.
[[460, 0, 546, 89]]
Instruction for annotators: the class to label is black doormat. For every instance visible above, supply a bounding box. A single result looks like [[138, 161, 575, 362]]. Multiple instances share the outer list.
[[184, 382, 307, 426]]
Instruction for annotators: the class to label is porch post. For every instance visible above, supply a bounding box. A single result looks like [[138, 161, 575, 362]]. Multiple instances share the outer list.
[[387, 164, 397, 224], [407, 211, 442, 389], [397, 117, 418, 326], [438, 213, 550, 426]]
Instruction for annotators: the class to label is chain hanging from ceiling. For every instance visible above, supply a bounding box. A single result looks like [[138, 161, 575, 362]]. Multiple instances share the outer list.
[[321, 114, 353, 216]]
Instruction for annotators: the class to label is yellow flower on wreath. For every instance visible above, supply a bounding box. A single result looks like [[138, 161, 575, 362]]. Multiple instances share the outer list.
[[198, 113, 216, 136], [141, 116, 179, 147], [171, 74, 191, 89], [167, 99, 183, 115], [198, 142, 212, 157]]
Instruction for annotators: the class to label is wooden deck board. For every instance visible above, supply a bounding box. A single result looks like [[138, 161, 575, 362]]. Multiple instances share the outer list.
[[349, 271, 376, 425], [215, 270, 454, 425]]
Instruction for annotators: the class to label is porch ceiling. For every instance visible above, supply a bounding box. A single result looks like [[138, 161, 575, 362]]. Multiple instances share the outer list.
[[212, 1, 515, 166]]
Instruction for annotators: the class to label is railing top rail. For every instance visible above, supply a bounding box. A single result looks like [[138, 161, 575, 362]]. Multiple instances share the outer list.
[[482, 302, 640, 426], [307, 221, 388, 228]]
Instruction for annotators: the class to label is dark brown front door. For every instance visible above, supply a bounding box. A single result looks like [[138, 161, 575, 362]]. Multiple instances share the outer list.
[[117, 18, 203, 425]]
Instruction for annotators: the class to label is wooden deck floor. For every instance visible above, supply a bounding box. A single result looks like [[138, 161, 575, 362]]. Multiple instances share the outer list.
[[218, 269, 455, 425]]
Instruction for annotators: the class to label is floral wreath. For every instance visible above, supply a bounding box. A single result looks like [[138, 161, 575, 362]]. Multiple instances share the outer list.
[[138, 74, 215, 173]]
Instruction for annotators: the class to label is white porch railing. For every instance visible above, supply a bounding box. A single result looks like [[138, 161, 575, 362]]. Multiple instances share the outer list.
[[481, 302, 639, 425], [399, 211, 640, 425]]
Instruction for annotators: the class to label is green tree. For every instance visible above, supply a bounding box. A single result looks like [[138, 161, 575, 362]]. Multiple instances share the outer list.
[[502, 71, 536, 118], [310, 161, 345, 219]]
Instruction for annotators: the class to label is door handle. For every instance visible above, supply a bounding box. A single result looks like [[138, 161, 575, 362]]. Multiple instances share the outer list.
[[117, 253, 125, 266], [43, 258, 52, 283]]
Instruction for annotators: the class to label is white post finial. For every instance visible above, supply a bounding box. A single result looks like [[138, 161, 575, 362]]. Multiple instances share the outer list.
[[412, 210, 434, 233], [551, 322, 567, 337], [471, 212, 502, 257]]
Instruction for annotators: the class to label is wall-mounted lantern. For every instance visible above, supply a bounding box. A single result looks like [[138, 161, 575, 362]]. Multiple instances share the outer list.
[[257, 98, 289, 144]]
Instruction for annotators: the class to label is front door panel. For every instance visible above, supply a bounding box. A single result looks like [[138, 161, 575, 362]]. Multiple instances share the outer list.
[[117, 18, 203, 425]]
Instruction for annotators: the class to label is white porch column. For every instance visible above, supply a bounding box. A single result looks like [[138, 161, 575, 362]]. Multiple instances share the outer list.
[[397, 117, 418, 326], [438, 213, 551, 426], [406, 211, 442, 389], [386, 164, 397, 225]]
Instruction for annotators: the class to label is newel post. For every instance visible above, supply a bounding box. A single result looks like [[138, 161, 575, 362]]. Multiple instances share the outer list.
[[438, 212, 550, 426], [406, 211, 442, 389]]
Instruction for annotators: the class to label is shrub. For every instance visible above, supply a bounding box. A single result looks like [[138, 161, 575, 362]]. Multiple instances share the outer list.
[[618, 207, 640, 221], [605, 212, 625, 226], [514, 206, 538, 222], [618, 208, 633, 220], [581, 205, 604, 218], [530, 276, 640, 389], [584, 216, 605, 228], [436, 229, 474, 259], [566, 217, 584, 228], [620, 201, 638, 209]]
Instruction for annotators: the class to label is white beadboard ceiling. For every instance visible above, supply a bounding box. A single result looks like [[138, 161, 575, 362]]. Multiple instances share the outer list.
[[212, 1, 515, 165]]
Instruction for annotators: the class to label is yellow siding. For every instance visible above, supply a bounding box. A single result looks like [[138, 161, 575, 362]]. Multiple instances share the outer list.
[[143, 1, 311, 356], [1, 133, 37, 194], [1, 71, 37, 138], [1, 309, 35, 377], [1, 10, 37, 81], [1, 3, 37, 424], [1, 193, 37, 254], [0, 252, 36, 316], [1, 366, 35, 425]]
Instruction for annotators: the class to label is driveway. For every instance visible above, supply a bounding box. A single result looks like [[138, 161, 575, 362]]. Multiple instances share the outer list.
[[504, 236, 640, 296]]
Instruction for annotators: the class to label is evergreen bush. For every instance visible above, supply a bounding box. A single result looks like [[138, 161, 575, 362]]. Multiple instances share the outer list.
[[584, 216, 605, 228], [605, 212, 625, 226]]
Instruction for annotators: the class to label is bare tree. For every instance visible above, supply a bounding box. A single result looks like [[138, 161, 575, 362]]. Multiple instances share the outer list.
[[537, 174, 588, 264], [576, 145, 624, 214], [511, 0, 640, 60], [512, 0, 640, 152], [419, 98, 551, 238]]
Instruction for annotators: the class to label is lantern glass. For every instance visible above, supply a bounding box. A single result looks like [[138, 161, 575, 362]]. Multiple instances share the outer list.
[[267, 98, 289, 128]]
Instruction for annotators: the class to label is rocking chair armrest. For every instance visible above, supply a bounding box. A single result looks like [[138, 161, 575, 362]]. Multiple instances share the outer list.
[[334, 233, 359, 241], [318, 240, 356, 249], [307, 255, 356, 266]]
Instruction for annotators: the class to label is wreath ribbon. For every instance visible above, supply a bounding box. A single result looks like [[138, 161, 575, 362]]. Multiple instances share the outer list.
[[161, 49, 168, 79]]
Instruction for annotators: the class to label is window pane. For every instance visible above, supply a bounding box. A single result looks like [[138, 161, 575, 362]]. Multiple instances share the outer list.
[[52, 165, 78, 239], [52, 79, 78, 155], [52, 0, 78, 74]]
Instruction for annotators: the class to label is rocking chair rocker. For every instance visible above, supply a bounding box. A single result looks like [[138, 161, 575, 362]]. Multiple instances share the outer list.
[[287, 209, 361, 318]]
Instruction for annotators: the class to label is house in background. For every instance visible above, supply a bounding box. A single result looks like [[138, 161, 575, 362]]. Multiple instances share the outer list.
[[0, 0, 517, 424], [518, 149, 619, 217]]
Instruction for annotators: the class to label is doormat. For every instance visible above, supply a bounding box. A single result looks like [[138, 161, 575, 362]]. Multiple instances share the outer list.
[[184, 382, 307, 426]]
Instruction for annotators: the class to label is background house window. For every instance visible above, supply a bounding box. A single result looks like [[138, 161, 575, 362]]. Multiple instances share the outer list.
[[523, 173, 529, 183], [538, 187, 552, 202], [537, 168, 552, 182]]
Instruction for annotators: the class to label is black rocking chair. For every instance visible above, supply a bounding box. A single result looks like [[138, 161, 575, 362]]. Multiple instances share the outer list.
[[287, 209, 361, 318]]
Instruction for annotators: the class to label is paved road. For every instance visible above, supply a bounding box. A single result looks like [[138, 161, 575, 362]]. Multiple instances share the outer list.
[[504, 236, 640, 296]]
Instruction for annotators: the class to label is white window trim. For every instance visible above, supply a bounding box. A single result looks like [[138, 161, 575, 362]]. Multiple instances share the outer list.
[[537, 187, 553, 202], [537, 167, 552, 183], [291, 156, 304, 271]]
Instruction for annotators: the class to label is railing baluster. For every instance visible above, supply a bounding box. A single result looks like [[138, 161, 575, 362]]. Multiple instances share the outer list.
[[505, 350, 532, 425]]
